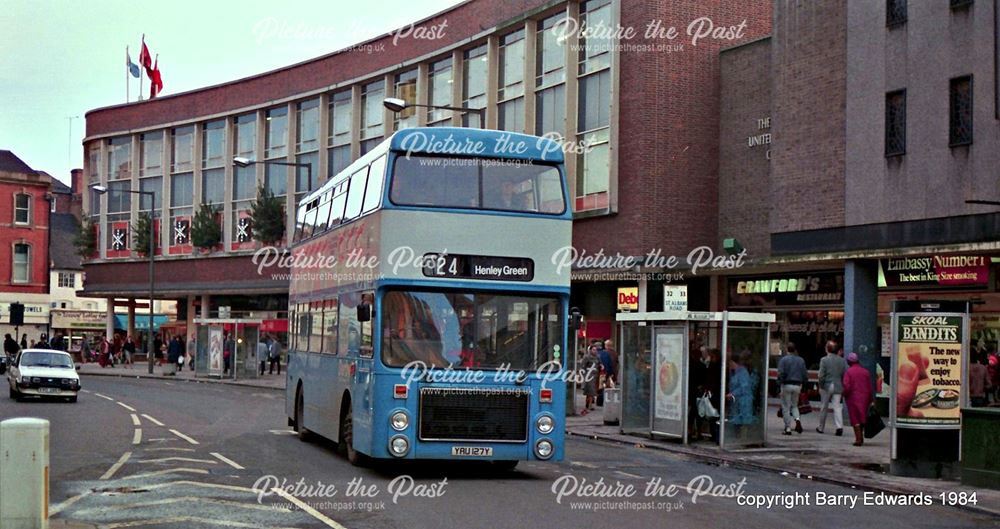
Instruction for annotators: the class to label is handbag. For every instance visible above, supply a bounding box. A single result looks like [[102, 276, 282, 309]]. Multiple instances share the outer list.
[[698, 391, 719, 418], [797, 391, 813, 415], [864, 405, 885, 439]]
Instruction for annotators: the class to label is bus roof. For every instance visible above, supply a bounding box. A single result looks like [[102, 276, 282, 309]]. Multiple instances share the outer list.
[[389, 127, 565, 164]]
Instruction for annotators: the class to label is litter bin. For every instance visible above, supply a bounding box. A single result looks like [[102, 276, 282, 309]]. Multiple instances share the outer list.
[[603, 387, 621, 425]]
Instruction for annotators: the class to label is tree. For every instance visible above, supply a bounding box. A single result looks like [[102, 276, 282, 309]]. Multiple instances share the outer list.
[[73, 216, 96, 258], [191, 203, 222, 250], [132, 212, 156, 256], [250, 184, 285, 244]]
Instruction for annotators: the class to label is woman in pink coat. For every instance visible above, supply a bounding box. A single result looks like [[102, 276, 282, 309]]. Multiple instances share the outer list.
[[841, 352, 873, 446]]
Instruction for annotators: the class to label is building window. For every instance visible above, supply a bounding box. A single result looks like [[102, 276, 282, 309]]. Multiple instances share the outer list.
[[576, 0, 613, 214], [328, 90, 353, 177], [233, 113, 257, 202], [107, 136, 131, 180], [885, 90, 906, 157], [949, 75, 973, 146], [202, 169, 224, 206], [266, 106, 289, 159], [887, 0, 907, 27], [462, 45, 488, 128], [202, 120, 225, 170], [12, 243, 29, 283], [498, 29, 526, 132], [58, 272, 75, 288], [140, 132, 163, 177], [107, 180, 131, 214], [87, 145, 100, 184], [950, 0, 973, 9], [171, 126, 195, 174], [536, 13, 567, 138], [296, 151, 318, 202], [49, 198, 56, 213], [296, 99, 320, 153], [393, 69, 418, 130], [170, 173, 193, 208], [139, 175, 162, 211], [361, 80, 385, 142], [427, 58, 454, 125], [14, 193, 30, 224]]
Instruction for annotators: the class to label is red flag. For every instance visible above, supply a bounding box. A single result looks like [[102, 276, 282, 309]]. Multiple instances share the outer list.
[[149, 57, 163, 99], [138, 37, 153, 74]]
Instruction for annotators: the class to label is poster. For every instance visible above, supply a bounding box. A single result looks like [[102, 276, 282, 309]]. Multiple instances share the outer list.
[[894, 315, 963, 427], [653, 331, 684, 421], [209, 327, 223, 376]]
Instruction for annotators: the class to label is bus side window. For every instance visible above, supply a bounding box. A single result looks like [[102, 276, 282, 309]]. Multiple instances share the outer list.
[[344, 167, 369, 221], [296, 304, 311, 353], [339, 296, 360, 356], [360, 290, 374, 357], [324, 297, 339, 355], [289, 307, 296, 350], [310, 300, 324, 353], [328, 184, 347, 228], [362, 156, 386, 214]]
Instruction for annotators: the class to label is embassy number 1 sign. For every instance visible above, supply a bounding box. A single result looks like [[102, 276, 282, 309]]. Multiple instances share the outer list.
[[893, 313, 965, 428]]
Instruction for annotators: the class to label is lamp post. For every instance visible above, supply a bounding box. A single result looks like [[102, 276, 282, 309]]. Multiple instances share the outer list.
[[91, 184, 157, 374], [382, 98, 486, 128]]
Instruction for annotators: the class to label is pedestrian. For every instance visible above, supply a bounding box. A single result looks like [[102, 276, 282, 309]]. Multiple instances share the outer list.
[[154, 335, 164, 365], [842, 352, 873, 447], [3, 333, 18, 359], [36, 334, 50, 349], [80, 334, 91, 363], [816, 340, 847, 436], [20, 333, 27, 350], [223, 332, 234, 376], [268, 336, 281, 375], [726, 355, 754, 438], [187, 335, 197, 371], [98, 334, 111, 368], [969, 353, 991, 407], [603, 339, 619, 385], [580, 345, 599, 413], [50, 333, 64, 351], [688, 345, 708, 441], [123, 336, 135, 367], [987, 346, 1000, 404], [777, 342, 806, 435], [167, 335, 183, 373], [257, 335, 269, 376]]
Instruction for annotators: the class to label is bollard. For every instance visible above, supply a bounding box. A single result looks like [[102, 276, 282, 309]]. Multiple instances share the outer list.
[[0, 418, 49, 529]]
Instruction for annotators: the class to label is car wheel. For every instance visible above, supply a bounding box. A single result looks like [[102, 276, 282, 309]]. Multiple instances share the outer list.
[[295, 388, 312, 442]]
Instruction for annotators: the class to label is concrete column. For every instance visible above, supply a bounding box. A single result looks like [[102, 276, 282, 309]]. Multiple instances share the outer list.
[[186, 296, 196, 342], [105, 298, 115, 341], [127, 300, 136, 339], [201, 294, 210, 319], [844, 259, 879, 389], [638, 278, 648, 312]]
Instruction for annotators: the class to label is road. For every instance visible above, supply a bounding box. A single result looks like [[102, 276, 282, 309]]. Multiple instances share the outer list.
[[0, 375, 997, 529]]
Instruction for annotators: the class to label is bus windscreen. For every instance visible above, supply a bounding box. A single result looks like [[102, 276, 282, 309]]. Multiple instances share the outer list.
[[389, 156, 566, 214]]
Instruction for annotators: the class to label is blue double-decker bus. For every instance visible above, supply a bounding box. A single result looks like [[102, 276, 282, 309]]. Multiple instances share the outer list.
[[285, 127, 571, 468]]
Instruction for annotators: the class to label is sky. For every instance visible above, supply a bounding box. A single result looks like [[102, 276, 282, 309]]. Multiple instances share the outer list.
[[0, 0, 462, 185]]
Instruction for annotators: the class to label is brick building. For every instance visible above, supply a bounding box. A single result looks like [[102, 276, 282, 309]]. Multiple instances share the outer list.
[[719, 1, 1000, 386], [0, 150, 52, 340], [80, 0, 773, 345]]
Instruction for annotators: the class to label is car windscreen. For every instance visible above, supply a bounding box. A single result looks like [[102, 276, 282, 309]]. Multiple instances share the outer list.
[[20, 352, 73, 369]]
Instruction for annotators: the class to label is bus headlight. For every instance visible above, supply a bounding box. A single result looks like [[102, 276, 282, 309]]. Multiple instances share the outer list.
[[535, 439, 553, 460], [536, 415, 554, 435], [390, 411, 409, 431], [389, 435, 410, 457]]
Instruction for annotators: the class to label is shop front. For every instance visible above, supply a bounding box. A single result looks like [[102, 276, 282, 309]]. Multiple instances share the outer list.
[[50, 310, 106, 351], [0, 298, 50, 342], [726, 271, 845, 396]]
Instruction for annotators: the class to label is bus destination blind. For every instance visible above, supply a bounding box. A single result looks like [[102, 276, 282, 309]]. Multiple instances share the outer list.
[[422, 253, 534, 282]]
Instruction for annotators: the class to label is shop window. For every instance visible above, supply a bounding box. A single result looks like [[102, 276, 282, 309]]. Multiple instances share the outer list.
[[949, 75, 973, 146], [885, 89, 906, 157]]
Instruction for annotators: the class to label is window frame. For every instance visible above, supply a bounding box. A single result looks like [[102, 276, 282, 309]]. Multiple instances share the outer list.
[[949, 75, 974, 147], [12, 243, 30, 284], [13, 193, 30, 225], [885, 89, 907, 157]]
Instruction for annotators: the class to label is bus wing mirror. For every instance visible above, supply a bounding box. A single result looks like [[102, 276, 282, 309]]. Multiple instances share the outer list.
[[357, 303, 372, 323]]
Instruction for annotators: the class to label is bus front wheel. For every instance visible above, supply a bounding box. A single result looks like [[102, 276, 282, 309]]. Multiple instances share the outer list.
[[340, 405, 364, 466], [295, 388, 312, 442]]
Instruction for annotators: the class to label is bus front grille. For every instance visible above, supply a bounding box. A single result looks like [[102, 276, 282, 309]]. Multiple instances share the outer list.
[[418, 387, 529, 443]]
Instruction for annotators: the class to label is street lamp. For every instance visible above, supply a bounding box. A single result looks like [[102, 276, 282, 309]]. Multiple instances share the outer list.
[[382, 98, 486, 128], [233, 157, 312, 199], [91, 184, 158, 374]]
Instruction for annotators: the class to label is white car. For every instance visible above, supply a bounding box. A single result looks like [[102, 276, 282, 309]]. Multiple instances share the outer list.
[[7, 349, 80, 403]]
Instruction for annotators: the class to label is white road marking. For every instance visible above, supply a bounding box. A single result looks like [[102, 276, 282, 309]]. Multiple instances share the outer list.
[[614, 471, 644, 479], [116, 401, 136, 412], [141, 414, 165, 426], [271, 487, 350, 529], [130, 414, 141, 426], [570, 461, 599, 468], [100, 452, 132, 480], [136, 457, 218, 464], [169, 429, 199, 445], [141, 480, 258, 493], [80, 389, 91, 393], [74, 496, 291, 514], [148, 438, 176, 442], [133, 428, 142, 445], [49, 490, 91, 516], [94, 392, 115, 401], [101, 516, 300, 529], [269, 429, 296, 435], [144, 447, 195, 452], [211, 452, 245, 470], [115, 468, 210, 480]]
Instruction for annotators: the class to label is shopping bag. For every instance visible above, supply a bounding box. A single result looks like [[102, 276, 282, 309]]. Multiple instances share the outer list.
[[698, 392, 719, 418], [797, 391, 813, 415], [864, 405, 885, 439]]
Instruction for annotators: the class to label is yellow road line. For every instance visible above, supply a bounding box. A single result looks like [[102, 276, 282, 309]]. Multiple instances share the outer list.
[[210, 452, 245, 470], [169, 429, 199, 445], [100, 452, 132, 480], [270, 487, 350, 529]]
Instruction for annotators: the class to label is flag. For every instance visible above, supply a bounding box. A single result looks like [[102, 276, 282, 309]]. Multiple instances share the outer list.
[[126, 48, 140, 78], [138, 36, 153, 74], [149, 57, 163, 99]]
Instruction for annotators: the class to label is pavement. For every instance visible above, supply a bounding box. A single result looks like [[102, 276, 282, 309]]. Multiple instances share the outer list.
[[565, 394, 1000, 516], [77, 361, 287, 391], [70, 367, 1000, 519]]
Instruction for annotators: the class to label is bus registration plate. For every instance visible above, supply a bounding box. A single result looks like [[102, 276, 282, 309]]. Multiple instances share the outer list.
[[451, 446, 493, 457]]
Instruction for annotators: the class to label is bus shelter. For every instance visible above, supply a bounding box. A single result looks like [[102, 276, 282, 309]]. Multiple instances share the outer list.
[[616, 310, 775, 450], [193, 318, 262, 380]]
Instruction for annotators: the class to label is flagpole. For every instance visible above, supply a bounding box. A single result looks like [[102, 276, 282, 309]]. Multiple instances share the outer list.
[[126, 46, 130, 103], [139, 35, 144, 101]]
